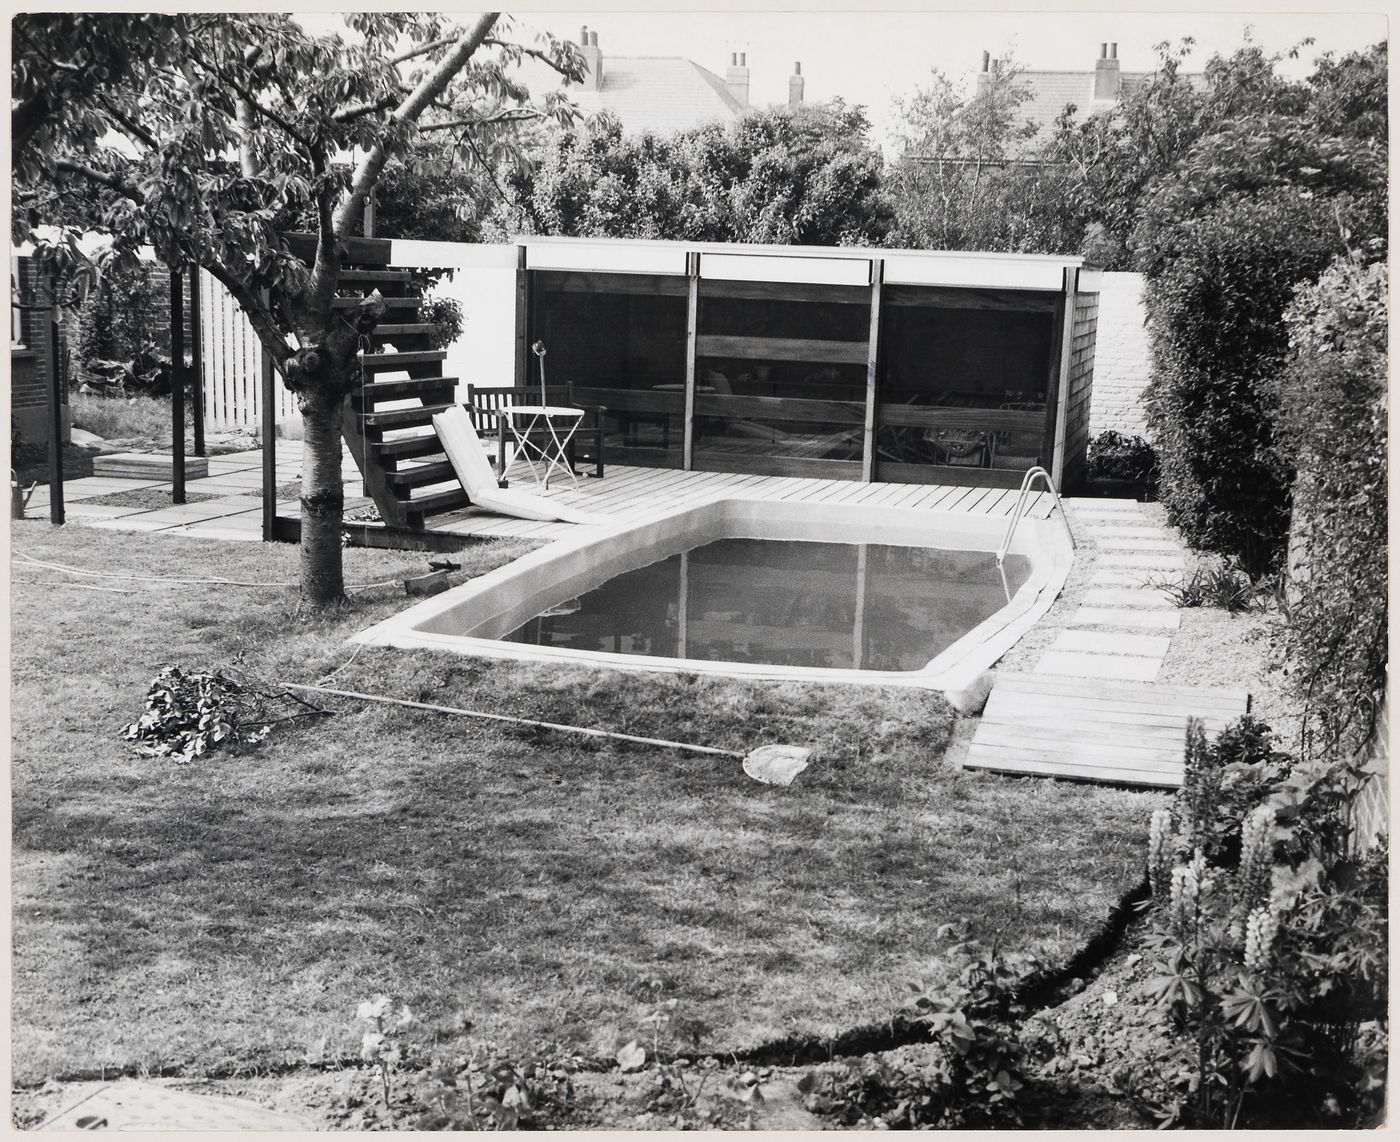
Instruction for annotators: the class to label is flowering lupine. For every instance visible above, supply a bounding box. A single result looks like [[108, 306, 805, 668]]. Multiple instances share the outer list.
[[1148, 808, 1176, 899], [1236, 805, 1275, 919], [1244, 905, 1281, 973]]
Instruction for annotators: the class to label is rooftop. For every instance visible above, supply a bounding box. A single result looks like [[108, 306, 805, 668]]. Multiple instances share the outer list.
[[571, 55, 745, 135]]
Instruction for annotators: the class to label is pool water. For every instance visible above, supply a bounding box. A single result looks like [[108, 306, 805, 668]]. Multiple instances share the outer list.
[[504, 538, 1031, 671]]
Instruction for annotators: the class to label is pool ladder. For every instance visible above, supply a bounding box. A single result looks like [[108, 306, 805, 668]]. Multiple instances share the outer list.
[[995, 466, 1075, 602]]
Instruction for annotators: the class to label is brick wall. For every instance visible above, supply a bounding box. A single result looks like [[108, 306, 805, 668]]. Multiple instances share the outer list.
[[10, 256, 70, 445], [1088, 271, 1152, 439], [1060, 289, 1098, 491]]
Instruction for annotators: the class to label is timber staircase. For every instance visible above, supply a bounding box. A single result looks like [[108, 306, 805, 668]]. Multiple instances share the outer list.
[[288, 233, 470, 529]]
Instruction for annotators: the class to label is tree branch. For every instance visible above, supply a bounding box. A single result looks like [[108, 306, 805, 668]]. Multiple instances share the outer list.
[[335, 12, 500, 240], [482, 38, 579, 78], [54, 158, 145, 202], [199, 257, 293, 366], [391, 36, 456, 65], [419, 108, 543, 132]]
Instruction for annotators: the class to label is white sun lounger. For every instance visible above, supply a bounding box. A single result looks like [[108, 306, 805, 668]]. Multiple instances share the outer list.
[[432, 405, 604, 525]]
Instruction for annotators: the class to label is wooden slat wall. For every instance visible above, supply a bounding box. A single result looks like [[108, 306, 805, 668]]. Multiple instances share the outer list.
[[1061, 288, 1099, 492], [694, 394, 865, 426], [695, 334, 869, 364]]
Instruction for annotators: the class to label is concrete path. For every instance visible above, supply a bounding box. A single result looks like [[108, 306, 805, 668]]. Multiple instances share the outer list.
[[963, 498, 1250, 788]]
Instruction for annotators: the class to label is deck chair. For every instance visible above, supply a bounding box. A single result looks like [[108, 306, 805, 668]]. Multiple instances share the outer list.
[[432, 405, 604, 525]]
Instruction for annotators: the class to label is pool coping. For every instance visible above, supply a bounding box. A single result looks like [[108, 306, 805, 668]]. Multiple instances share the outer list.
[[351, 492, 1074, 696]]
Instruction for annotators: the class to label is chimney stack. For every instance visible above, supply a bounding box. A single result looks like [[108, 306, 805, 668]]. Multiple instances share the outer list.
[[788, 61, 804, 107], [1093, 40, 1120, 100], [977, 49, 991, 95], [725, 50, 750, 107], [579, 26, 603, 91]]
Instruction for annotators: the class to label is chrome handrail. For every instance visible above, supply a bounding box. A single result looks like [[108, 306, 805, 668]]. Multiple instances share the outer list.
[[996, 465, 1075, 574]]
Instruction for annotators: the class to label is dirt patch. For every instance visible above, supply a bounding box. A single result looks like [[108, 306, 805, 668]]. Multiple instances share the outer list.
[[81, 488, 220, 509]]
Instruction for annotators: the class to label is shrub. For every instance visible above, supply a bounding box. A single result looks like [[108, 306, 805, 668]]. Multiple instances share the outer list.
[[1139, 718, 1387, 1128], [1273, 253, 1387, 757], [419, 294, 464, 351], [1086, 430, 1159, 494], [1134, 116, 1385, 577], [1151, 560, 1257, 613], [73, 259, 162, 373]]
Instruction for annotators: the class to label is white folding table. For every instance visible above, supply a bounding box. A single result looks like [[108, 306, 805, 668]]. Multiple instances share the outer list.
[[498, 404, 586, 491]]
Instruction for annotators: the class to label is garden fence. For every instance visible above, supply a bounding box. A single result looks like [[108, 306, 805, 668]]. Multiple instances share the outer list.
[[198, 269, 298, 432]]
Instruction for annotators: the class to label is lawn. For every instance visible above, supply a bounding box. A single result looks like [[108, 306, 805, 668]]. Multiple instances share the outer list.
[[10, 520, 1161, 1085]]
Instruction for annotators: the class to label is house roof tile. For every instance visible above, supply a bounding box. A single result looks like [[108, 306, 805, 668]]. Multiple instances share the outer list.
[[572, 56, 745, 135]]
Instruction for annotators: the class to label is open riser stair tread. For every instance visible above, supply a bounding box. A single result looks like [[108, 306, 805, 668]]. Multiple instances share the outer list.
[[353, 377, 459, 402]]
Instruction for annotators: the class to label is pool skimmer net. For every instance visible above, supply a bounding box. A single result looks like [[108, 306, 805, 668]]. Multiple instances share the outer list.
[[282, 683, 814, 786]]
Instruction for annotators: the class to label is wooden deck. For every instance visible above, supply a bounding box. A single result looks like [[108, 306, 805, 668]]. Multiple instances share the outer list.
[[429, 460, 1057, 541], [964, 672, 1250, 788]]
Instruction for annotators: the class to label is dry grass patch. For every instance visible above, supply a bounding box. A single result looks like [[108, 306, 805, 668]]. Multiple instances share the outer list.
[[11, 521, 1155, 1084]]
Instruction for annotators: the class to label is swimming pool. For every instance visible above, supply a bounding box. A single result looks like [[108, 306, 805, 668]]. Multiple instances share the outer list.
[[353, 495, 1074, 693]]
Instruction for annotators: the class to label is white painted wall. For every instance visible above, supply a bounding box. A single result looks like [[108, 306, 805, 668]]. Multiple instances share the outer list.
[[388, 241, 518, 402], [1087, 271, 1153, 440]]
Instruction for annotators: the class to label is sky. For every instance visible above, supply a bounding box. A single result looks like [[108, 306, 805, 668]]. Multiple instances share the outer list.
[[499, 8, 1388, 149]]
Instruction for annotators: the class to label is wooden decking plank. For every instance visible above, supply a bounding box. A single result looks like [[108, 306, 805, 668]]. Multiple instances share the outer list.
[[972, 726, 1185, 765], [963, 746, 1181, 788], [991, 671, 1249, 709], [970, 724, 1184, 763], [982, 702, 1235, 735]]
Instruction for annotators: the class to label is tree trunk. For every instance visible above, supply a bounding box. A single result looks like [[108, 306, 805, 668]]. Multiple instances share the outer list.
[[298, 388, 348, 605]]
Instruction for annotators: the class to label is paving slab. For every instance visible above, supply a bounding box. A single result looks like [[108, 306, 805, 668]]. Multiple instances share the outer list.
[[1071, 606, 1181, 630], [1097, 554, 1187, 571], [1051, 629, 1173, 658], [1081, 586, 1178, 608], [1089, 569, 1155, 588]]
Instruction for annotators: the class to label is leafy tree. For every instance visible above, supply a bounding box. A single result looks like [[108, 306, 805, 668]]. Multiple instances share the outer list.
[[885, 53, 1080, 253], [1044, 40, 1320, 269], [12, 12, 581, 604], [498, 99, 890, 246]]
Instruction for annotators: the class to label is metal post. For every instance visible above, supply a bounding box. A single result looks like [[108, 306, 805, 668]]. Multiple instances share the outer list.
[[861, 260, 883, 484], [261, 340, 277, 541], [189, 267, 205, 456], [682, 253, 699, 470], [46, 279, 64, 525], [170, 267, 186, 503]]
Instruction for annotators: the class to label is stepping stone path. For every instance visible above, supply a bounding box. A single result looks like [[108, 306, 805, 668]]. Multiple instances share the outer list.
[[964, 498, 1250, 788]]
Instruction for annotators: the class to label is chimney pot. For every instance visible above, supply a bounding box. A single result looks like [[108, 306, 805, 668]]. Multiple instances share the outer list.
[[982, 49, 990, 72], [726, 51, 750, 107], [794, 61, 801, 75], [1100, 42, 1107, 58], [580, 25, 588, 45], [1110, 42, 1117, 59], [1094, 41, 1121, 99], [789, 61, 805, 106]]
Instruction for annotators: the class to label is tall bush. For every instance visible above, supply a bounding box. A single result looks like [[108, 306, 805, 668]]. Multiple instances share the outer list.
[[1133, 118, 1385, 575], [73, 258, 160, 370], [1275, 254, 1387, 754]]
